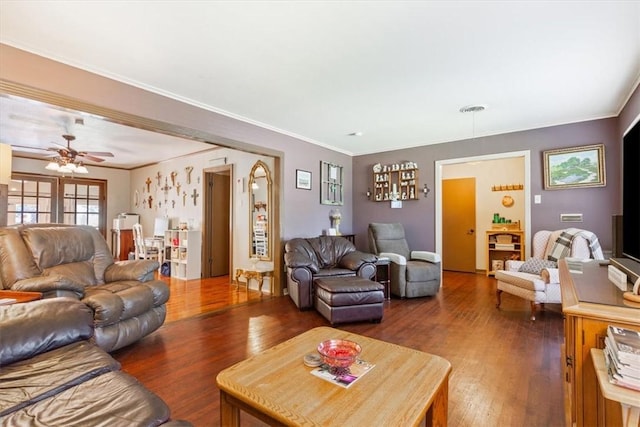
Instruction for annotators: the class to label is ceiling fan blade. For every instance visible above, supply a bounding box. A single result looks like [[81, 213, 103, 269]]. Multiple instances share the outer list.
[[77, 153, 106, 163], [83, 151, 114, 157]]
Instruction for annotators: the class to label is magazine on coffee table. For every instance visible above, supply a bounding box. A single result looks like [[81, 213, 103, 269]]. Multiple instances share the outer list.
[[310, 359, 375, 388]]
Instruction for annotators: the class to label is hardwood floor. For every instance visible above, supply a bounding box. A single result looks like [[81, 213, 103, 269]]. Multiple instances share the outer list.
[[113, 272, 565, 427]]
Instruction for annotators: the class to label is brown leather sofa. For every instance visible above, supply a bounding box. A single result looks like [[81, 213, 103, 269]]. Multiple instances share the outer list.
[[0, 298, 191, 426], [284, 236, 377, 310], [0, 224, 169, 352]]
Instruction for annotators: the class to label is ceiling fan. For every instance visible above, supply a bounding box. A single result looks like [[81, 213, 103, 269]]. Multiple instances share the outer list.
[[12, 134, 114, 174], [48, 134, 114, 163]]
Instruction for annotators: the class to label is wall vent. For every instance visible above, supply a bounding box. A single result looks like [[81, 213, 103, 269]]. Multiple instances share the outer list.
[[560, 213, 583, 222]]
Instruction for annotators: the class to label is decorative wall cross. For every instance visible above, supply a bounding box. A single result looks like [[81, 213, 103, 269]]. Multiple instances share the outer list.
[[160, 177, 172, 203], [145, 177, 152, 193], [185, 166, 194, 184], [191, 188, 199, 206], [170, 171, 178, 186], [172, 200, 176, 208], [155, 171, 162, 186], [182, 191, 187, 206], [175, 182, 181, 196], [147, 195, 153, 209]]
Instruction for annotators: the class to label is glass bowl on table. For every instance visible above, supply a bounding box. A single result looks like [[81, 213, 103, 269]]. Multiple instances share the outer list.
[[317, 339, 361, 375]]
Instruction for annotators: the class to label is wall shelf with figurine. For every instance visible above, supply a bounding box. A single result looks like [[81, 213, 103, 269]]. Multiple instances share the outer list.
[[371, 162, 419, 202]]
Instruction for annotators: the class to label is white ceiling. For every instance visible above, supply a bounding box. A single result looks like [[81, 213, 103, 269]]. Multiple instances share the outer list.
[[1, 1, 639, 164], [0, 95, 216, 169]]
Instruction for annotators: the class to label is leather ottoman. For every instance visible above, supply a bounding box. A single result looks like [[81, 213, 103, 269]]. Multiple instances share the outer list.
[[314, 277, 384, 325]]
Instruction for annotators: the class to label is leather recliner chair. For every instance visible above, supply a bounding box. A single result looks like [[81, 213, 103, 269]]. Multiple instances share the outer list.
[[0, 224, 169, 352], [284, 236, 377, 310], [368, 222, 442, 298]]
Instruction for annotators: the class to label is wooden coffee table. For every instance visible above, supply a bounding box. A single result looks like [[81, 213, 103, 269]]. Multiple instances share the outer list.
[[216, 326, 451, 426]]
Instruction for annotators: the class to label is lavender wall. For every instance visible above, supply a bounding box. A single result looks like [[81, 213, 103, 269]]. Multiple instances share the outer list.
[[0, 44, 353, 242], [2, 44, 637, 259], [353, 117, 621, 253]]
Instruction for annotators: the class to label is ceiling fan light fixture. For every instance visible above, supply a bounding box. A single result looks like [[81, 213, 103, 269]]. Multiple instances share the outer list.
[[45, 161, 60, 171], [75, 164, 89, 174], [58, 164, 73, 174]]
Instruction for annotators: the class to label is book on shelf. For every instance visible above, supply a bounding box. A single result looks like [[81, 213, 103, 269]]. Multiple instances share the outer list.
[[604, 342, 640, 380], [607, 325, 640, 364], [310, 359, 375, 389], [604, 324, 640, 392]]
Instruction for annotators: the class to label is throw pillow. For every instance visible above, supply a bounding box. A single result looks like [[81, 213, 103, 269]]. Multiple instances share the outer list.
[[518, 258, 558, 275]]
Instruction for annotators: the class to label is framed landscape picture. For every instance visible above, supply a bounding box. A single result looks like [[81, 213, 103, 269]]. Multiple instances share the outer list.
[[543, 144, 606, 190], [296, 169, 312, 190]]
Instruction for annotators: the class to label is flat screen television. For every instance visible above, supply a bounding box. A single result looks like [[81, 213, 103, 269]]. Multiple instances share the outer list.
[[611, 115, 640, 285]]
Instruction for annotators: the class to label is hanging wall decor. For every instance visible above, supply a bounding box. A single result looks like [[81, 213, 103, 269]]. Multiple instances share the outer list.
[[145, 177, 152, 193], [182, 191, 187, 206], [185, 166, 194, 184], [161, 177, 172, 204], [543, 144, 605, 189], [170, 171, 178, 186], [320, 161, 344, 205], [175, 182, 181, 196], [191, 188, 199, 206], [155, 171, 162, 186]]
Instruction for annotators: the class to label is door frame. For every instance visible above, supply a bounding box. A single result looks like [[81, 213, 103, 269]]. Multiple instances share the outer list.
[[203, 165, 233, 278], [435, 150, 532, 262]]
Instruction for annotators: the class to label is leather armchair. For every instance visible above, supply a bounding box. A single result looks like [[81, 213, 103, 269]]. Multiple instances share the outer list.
[[0, 224, 169, 352], [368, 223, 441, 298], [284, 236, 377, 309]]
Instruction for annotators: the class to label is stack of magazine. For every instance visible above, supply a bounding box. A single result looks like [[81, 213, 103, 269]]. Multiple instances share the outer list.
[[603, 325, 640, 391]]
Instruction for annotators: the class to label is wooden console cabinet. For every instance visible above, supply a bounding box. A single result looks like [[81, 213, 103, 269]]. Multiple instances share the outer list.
[[559, 259, 640, 427]]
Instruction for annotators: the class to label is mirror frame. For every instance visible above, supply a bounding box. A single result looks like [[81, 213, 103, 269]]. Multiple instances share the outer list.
[[248, 160, 272, 261]]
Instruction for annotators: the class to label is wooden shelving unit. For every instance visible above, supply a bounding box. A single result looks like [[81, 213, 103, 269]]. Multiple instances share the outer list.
[[372, 162, 419, 202], [164, 230, 201, 280], [485, 230, 524, 276]]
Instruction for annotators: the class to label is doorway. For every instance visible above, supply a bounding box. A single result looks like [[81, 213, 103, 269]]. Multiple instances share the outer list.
[[435, 150, 532, 274], [203, 166, 231, 278], [442, 178, 476, 272]]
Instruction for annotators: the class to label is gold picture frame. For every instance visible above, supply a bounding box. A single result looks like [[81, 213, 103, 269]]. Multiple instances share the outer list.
[[543, 144, 606, 190]]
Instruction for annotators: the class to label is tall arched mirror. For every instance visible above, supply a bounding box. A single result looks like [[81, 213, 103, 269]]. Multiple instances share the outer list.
[[248, 160, 272, 261]]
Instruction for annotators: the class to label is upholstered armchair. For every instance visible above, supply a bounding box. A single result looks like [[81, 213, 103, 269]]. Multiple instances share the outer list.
[[368, 223, 442, 298], [284, 236, 377, 310], [495, 228, 602, 320]]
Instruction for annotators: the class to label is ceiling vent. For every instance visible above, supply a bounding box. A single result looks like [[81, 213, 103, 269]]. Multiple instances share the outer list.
[[459, 105, 487, 113]]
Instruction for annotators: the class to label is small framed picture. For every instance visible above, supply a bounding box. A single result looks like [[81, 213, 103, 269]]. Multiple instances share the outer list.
[[543, 144, 606, 190], [296, 169, 312, 190]]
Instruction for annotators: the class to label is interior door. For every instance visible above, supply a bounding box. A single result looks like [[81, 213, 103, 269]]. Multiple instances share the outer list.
[[203, 169, 231, 277], [442, 178, 476, 272]]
